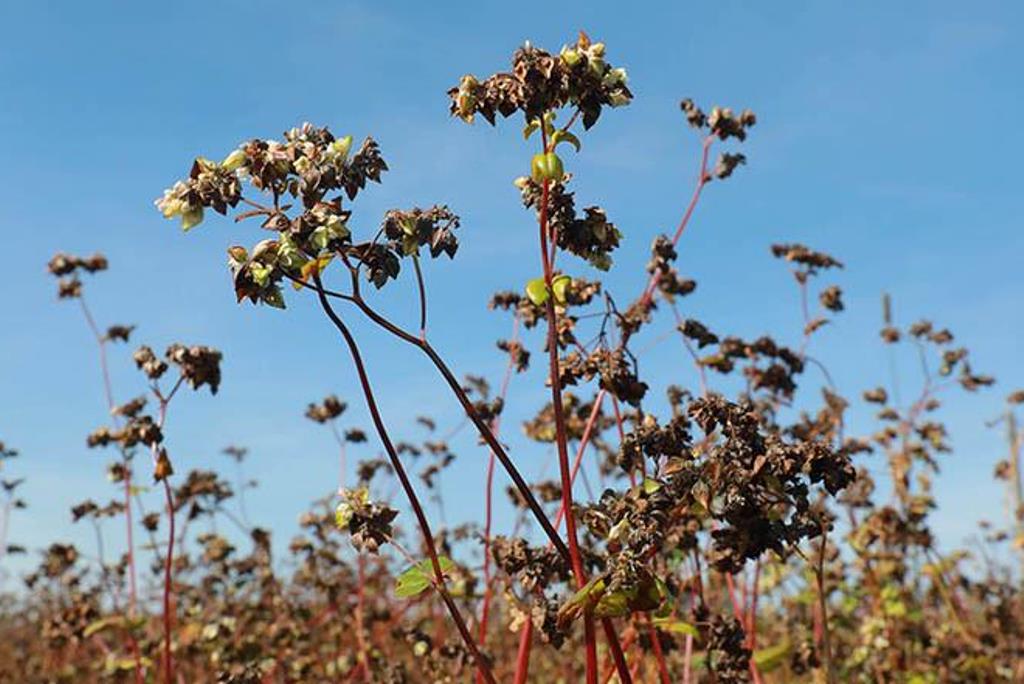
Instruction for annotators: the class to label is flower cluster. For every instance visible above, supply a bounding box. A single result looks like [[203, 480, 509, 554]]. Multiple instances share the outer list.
[[448, 32, 631, 128], [334, 487, 399, 554], [46, 252, 109, 298]]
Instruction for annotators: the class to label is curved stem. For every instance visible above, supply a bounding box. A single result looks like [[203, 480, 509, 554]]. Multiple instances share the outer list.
[[332, 269, 573, 564], [312, 275, 495, 684], [412, 254, 428, 340]]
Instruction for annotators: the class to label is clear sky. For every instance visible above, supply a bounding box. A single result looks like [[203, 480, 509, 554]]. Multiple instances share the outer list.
[[1, 1, 1022, 581]]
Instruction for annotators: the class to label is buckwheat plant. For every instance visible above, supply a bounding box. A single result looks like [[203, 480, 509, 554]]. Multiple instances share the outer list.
[[140, 32, 1024, 684]]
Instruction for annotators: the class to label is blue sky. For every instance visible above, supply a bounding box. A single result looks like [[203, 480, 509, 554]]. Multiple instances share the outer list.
[[1, 1, 1022, 583]]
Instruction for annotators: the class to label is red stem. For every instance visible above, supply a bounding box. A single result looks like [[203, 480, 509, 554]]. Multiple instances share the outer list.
[[477, 316, 520, 683], [538, 168, 598, 682], [640, 135, 713, 307], [161, 478, 175, 683], [513, 618, 534, 684]]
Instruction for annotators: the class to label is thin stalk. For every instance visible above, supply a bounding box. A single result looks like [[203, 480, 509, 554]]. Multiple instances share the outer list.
[[78, 295, 143, 684], [153, 375, 183, 684], [537, 160, 597, 682], [412, 254, 428, 340], [161, 478, 175, 684], [639, 135, 713, 307], [647, 617, 671, 684], [814, 530, 837, 684], [513, 619, 534, 684], [316, 268, 573, 565], [477, 315, 520, 683], [312, 275, 495, 684]]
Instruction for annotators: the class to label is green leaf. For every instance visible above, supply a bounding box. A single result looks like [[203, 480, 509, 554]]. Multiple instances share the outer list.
[[104, 655, 154, 673], [551, 274, 571, 305], [525, 277, 549, 306], [594, 589, 630, 618], [395, 556, 455, 598], [84, 615, 126, 638], [558, 577, 606, 627], [551, 130, 582, 153], [753, 641, 791, 672], [652, 617, 699, 638]]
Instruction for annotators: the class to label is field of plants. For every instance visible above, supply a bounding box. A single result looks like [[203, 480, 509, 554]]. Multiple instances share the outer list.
[[1, 28, 1022, 684]]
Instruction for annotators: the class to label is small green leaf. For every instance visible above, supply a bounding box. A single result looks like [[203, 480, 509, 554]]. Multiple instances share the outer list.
[[551, 274, 571, 305], [395, 556, 455, 598], [525, 277, 549, 306], [84, 615, 126, 638], [652, 617, 699, 637], [551, 130, 582, 153], [558, 577, 606, 627], [753, 641, 791, 672], [594, 589, 631, 618]]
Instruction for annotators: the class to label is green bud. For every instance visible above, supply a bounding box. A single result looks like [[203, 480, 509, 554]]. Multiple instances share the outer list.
[[525, 277, 549, 306], [552, 274, 571, 305], [530, 152, 564, 183]]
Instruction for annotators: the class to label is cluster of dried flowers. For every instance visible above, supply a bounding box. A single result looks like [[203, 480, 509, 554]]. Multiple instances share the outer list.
[[1, 33, 1022, 684]]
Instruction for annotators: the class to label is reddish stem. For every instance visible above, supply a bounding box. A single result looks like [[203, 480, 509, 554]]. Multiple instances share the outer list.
[[640, 136, 713, 308], [161, 478, 175, 683], [513, 619, 534, 684], [477, 316, 520, 683], [538, 169, 598, 682]]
